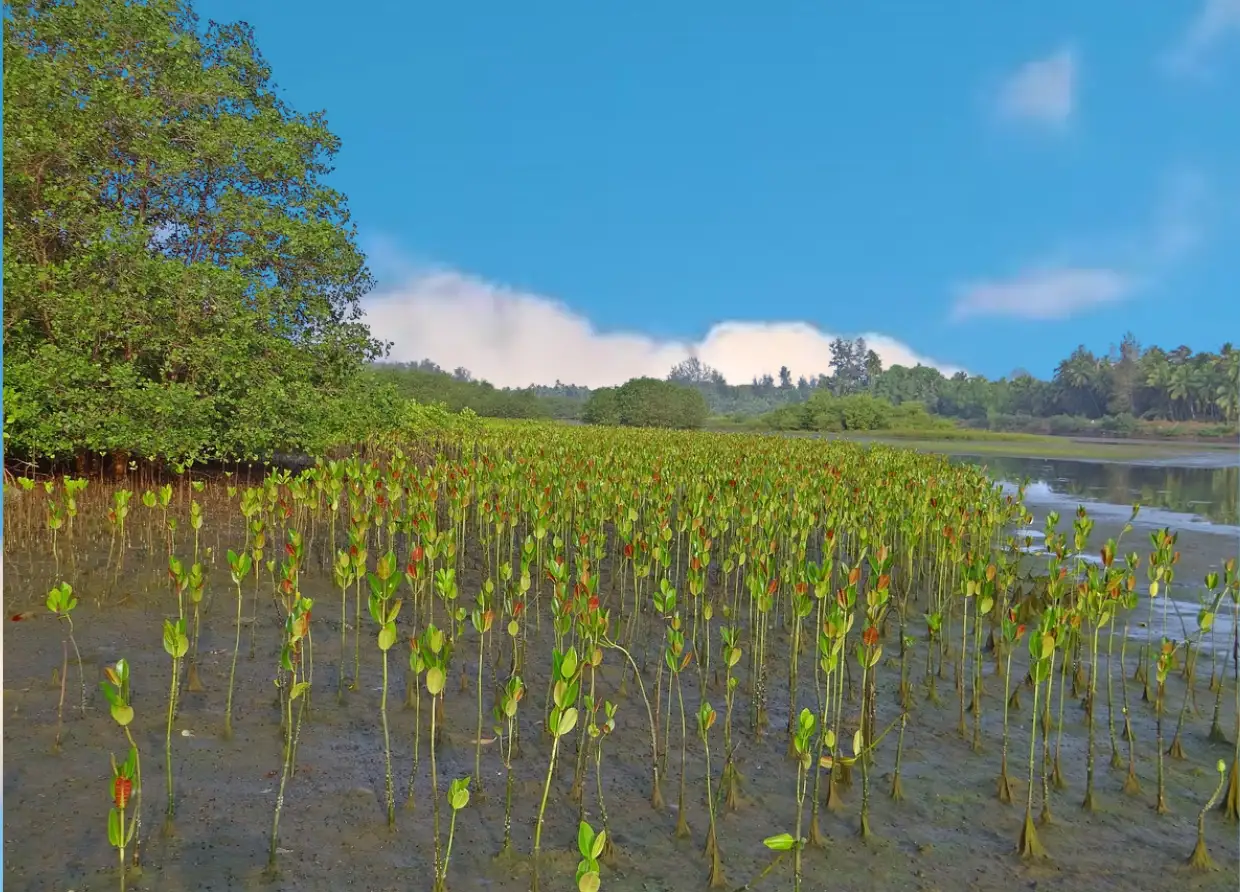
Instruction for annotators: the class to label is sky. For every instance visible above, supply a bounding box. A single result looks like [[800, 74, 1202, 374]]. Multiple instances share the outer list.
[[200, 0, 1240, 388]]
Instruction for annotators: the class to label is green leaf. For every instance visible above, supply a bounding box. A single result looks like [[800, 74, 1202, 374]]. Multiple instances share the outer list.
[[110, 704, 134, 727], [763, 833, 797, 851], [290, 681, 310, 701], [378, 624, 397, 652], [556, 707, 579, 738], [426, 666, 446, 696], [108, 807, 125, 848], [578, 821, 595, 858]]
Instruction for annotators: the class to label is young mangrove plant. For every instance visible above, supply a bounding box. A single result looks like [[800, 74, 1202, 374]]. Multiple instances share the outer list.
[[1187, 760, 1228, 872], [224, 549, 253, 739], [1018, 609, 1056, 860], [434, 776, 471, 892], [495, 674, 525, 857], [698, 700, 726, 888], [161, 614, 189, 833], [368, 550, 403, 828], [108, 746, 139, 892], [575, 820, 607, 892], [588, 699, 618, 864], [46, 582, 84, 750], [100, 659, 143, 873], [420, 624, 451, 880], [267, 595, 313, 876], [533, 644, 581, 892], [997, 610, 1026, 804]]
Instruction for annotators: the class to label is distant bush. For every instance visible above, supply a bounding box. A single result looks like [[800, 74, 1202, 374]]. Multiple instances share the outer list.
[[583, 378, 709, 430]]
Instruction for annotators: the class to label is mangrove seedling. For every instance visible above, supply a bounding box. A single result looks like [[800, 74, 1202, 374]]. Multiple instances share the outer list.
[[532, 645, 581, 892], [495, 674, 526, 857], [435, 776, 471, 892], [100, 659, 143, 871], [267, 595, 313, 876], [224, 550, 253, 739], [368, 550, 403, 828], [791, 708, 816, 890], [1187, 760, 1228, 872], [997, 610, 1027, 804], [698, 700, 726, 888], [1154, 637, 1177, 815], [161, 616, 189, 832], [108, 746, 139, 892], [1018, 611, 1056, 860], [46, 581, 85, 749], [588, 699, 618, 864], [575, 820, 607, 892]]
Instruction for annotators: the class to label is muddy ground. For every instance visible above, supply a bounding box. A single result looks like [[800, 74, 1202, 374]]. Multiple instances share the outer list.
[[4, 527, 1239, 892]]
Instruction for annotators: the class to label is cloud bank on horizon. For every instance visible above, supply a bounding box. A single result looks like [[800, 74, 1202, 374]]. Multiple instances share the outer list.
[[362, 268, 965, 390]]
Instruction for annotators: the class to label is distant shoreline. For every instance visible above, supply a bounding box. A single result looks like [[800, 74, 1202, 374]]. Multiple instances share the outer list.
[[697, 425, 1240, 466]]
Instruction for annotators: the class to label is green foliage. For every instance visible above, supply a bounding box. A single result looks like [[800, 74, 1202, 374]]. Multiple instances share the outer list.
[[3, 0, 389, 464], [372, 363, 555, 419], [584, 377, 709, 430]]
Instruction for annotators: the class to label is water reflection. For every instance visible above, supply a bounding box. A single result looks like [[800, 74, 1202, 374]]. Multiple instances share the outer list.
[[953, 455, 1239, 526]]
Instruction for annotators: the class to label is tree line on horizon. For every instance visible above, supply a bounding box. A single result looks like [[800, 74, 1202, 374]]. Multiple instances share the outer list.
[[375, 333, 1240, 435]]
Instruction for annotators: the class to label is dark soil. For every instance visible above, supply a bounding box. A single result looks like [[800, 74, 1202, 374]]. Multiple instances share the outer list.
[[4, 524, 1239, 892]]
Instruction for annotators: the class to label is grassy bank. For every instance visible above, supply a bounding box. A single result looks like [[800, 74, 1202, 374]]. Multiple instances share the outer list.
[[703, 419, 1236, 461]]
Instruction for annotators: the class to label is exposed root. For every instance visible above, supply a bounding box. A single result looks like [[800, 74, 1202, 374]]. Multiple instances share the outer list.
[[707, 845, 727, 889], [674, 809, 690, 839], [1187, 836, 1214, 873], [1051, 758, 1067, 791], [186, 662, 205, 693], [1007, 687, 1021, 712], [890, 771, 904, 802], [1207, 721, 1229, 745], [807, 814, 826, 848], [1167, 735, 1186, 761], [997, 770, 1014, 805], [1123, 766, 1142, 797], [837, 759, 853, 789], [1221, 759, 1239, 822], [1017, 810, 1047, 860], [825, 774, 845, 811]]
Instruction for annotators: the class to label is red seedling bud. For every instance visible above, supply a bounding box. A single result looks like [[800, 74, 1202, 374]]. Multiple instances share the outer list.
[[114, 776, 133, 809], [862, 626, 879, 647]]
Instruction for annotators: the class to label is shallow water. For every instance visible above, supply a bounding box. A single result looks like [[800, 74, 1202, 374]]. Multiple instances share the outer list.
[[967, 453, 1239, 657], [953, 454, 1240, 528]]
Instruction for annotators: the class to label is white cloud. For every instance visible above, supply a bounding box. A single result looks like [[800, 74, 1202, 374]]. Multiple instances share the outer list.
[[950, 267, 1134, 322], [996, 47, 1078, 128], [950, 168, 1209, 322], [362, 266, 964, 388], [1164, 0, 1240, 74]]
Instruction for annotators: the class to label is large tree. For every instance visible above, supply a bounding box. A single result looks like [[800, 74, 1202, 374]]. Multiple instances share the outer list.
[[3, 0, 387, 463]]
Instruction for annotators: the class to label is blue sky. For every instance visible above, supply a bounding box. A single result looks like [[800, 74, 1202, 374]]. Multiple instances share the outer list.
[[202, 0, 1240, 388]]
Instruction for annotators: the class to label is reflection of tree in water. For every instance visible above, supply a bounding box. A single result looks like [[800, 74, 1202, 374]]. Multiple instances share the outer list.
[[960, 456, 1238, 525]]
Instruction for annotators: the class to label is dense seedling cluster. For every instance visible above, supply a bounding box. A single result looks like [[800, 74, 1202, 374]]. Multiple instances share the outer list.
[[4, 425, 1238, 890]]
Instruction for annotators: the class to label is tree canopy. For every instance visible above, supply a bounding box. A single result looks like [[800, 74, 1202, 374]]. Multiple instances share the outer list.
[[583, 378, 709, 429], [3, 0, 388, 463]]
